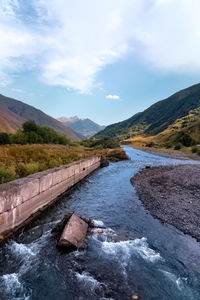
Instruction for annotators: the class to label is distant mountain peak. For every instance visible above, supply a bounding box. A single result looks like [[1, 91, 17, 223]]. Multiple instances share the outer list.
[[58, 116, 105, 138]]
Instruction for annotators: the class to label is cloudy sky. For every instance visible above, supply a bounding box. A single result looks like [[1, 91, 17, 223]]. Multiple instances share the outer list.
[[0, 0, 200, 125]]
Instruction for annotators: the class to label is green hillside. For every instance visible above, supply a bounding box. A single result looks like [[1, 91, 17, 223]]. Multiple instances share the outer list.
[[95, 83, 200, 140]]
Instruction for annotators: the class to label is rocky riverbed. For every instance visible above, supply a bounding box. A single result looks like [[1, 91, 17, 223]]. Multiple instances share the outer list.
[[131, 164, 200, 241]]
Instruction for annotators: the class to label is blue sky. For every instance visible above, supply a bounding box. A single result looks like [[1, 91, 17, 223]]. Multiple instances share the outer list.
[[0, 0, 200, 125]]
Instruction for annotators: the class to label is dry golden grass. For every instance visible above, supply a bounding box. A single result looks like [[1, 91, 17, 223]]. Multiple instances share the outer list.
[[123, 135, 159, 147], [123, 106, 200, 150], [0, 144, 127, 183]]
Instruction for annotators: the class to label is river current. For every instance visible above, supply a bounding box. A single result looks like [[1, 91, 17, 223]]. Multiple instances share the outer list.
[[0, 146, 200, 300]]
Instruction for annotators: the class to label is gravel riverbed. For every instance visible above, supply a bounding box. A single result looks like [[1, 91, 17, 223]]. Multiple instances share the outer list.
[[131, 164, 200, 241]]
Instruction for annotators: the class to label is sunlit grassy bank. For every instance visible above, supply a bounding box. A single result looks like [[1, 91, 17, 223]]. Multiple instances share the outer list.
[[0, 144, 127, 184]]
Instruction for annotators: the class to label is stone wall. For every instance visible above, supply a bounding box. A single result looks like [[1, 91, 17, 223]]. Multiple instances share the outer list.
[[0, 156, 101, 239]]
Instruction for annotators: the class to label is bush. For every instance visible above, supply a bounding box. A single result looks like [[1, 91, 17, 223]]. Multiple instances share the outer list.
[[0, 133, 10, 145], [165, 144, 171, 149], [191, 146, 200, 155], [0, 168, 15, 184], [16, 162, 40, 177], [175, 131, 196, 147], [10, 131, 27, 144], [174, 144, 182, 150], [9, 120, 71, 145], [81, 137, 120, 149], [104, 148, 128, 161], [23, 120, 38, 132], [192, 146, 198, 153], [146, 142, 155, 148]]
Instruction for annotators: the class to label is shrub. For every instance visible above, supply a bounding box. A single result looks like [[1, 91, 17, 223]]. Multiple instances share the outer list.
[[0, 168, 15, 184], [81, 137, 120, 149], [192, 146, 198, 153], [175, 131, 196, 147], [16, 162, 40, 177], [146, 142, 155, 148], [10, 131, 26, 144], [105, 148, 128, 161], [174, 144, 182, 150], [0, 133, 10, 145], [191, 146, 200, 155], [23, 120, 38, 132], [10, 120, 71, 145], [165, 144, 171, 149]]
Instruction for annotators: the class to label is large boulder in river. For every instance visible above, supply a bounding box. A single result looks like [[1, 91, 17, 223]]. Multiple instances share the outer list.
[[58, 213, 88, 249]]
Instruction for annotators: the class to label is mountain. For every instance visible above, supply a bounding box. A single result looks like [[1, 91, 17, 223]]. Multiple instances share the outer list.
[[58, 116, 105, 138], [0, 94, 83, 141], [95, 83, 200, 144]]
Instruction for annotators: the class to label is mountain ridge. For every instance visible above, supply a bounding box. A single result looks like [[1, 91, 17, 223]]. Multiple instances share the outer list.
[[58, 116, 105, 138], [0, 94, 83, 141], [95, 83, 200, 143]]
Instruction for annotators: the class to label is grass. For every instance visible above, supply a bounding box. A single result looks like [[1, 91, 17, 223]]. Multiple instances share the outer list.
[[0, 144, 128, 184]]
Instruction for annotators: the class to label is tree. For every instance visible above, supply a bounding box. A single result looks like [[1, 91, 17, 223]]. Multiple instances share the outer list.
[[22, 120, 38, 133], [0, 133, 10, 144]]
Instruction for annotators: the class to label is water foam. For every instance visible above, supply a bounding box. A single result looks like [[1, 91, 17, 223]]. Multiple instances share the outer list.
[[1, 231, 51, 299], [7, 241, 36, 257], [102, 237, 162, 263], [2, 273, 21, 291], [75, 271, 101, 290], [1, 273, 30, 300], [92, 219, 105, 227]]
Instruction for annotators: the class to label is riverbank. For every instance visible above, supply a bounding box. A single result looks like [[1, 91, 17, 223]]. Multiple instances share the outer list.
[[0, 144, 127, 184], [125, 144, 200, 161], [131, 164, 200, 241]]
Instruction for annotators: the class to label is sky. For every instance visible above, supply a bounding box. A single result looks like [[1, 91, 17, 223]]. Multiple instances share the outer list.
[[0, 0, 200, 126]]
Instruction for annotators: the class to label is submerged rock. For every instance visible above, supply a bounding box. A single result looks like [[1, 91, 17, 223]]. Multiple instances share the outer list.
[[91, 228, 104, 234]]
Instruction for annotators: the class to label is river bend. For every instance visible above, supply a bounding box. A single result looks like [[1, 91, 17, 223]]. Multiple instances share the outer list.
[[0, 146, 200, 300]]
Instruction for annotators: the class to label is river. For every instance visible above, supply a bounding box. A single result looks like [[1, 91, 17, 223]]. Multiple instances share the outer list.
[[0, 146, 200, 300]]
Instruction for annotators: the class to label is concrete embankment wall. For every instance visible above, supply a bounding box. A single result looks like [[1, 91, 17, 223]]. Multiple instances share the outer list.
[[0, 156, 101, 238]]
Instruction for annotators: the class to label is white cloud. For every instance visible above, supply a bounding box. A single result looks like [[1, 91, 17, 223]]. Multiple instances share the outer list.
[[0, 0, 200, 93], [106, 94, 120, 100]]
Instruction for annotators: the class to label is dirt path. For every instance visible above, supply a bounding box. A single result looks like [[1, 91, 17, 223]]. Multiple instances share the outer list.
[[131, 164, 200, 241]]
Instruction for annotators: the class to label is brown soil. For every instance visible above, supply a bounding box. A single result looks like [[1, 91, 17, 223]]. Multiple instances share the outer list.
[[131, 164, 200, 241]]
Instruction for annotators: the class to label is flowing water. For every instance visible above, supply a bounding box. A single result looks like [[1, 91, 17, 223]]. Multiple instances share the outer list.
[[0, 146, 200, 300]]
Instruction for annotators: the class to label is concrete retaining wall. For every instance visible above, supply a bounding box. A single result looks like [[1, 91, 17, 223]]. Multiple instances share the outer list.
[[0, 156, 101, 238]]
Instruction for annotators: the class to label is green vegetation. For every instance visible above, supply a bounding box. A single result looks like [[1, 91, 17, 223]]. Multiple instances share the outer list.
[[146, 142, 155, 148], [0, 121, 72, 145], [171, 131, 196, 148], [162, 119, 200, 151], [94, 83, 200, 156], [191, 146, 200, 155], [0, 167, 15, 184], [0, 140, 127, 184], [0, 133, 11, 145], [0, 93, 82, 141], [0, 144, 89, 184], [95, 83, 200, 140], [81, 137, 120, 149], [100, 148, 128, 161]]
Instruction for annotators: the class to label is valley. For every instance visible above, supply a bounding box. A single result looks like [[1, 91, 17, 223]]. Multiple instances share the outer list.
[[96, 83, 200, 154]]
